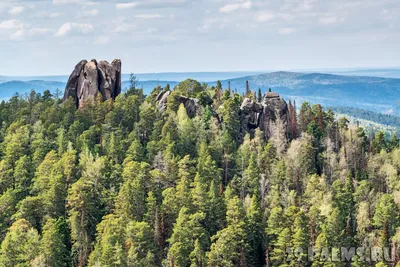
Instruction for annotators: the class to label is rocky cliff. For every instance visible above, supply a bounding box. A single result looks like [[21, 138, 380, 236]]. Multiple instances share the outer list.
[[240, 92, 289, 139], [63, 59, 121, 108], [156, 88, 289, 140]]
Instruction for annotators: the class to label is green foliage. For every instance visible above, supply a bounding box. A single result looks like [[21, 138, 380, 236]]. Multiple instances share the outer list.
[[0, 87, 398, 267], [0, 219, 40, 267]]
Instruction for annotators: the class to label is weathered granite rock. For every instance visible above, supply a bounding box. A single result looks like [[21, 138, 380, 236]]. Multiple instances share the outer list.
[[240, 92, 289, 139], [156, 90, 171, 112], [155, 91, 202, 118], [63, 59, 122, 108], [240, 98, 263, 130], [175, 95, 201, 118], [63, 60, 87, 106]]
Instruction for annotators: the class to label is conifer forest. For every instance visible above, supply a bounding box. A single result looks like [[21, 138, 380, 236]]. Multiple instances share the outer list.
[[0, 79, 399, 267]]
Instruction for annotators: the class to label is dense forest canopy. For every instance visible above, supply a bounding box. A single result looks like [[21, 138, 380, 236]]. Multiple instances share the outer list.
[[0, 80, 398, 267]]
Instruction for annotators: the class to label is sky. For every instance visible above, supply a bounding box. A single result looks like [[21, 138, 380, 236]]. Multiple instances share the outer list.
[[0, 0, 399, 76]]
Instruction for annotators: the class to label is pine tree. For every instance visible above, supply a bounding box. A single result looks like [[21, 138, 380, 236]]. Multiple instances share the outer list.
[[246, 194, 265, 267], [0, 219, 40, 267], [190, 239, 206, 267], [168, 208, 207, 267], [208, 197, 247, 266], [373, 194, 399, 247], [192, 143, 221, 213], [38, 218, 69, 267], [243, 154, 259, 196], [126, 221, 157, 266]]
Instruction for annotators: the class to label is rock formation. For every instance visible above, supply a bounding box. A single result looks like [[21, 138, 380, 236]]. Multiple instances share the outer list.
[[156, 90, 202, 119], [240, 91, 289, 139], [63, 59, 121, 108], [156, 90, 171, 113]]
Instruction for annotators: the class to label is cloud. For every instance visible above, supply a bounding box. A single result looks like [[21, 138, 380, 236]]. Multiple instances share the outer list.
[[135, 14, 163, 19], [0, 19, 23, 29], [116, 2, 138, 9], [48, 12, 62, 18], [10, 28, 51, 41], [9, 6, 25, 15], [55, 22, 94, 37], [82, 9, 99, 16], [219, 1, 252, 13], [53, 0, 84, 4], [114, 23, 136, 33], [95, 35, 109, 44], [278, 27, 295, 35], [319, 16, 344, 25], [256, 12, 275, 22]]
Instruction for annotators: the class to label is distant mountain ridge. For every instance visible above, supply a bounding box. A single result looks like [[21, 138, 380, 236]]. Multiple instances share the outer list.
[[212, 71, 400, 115], [1, 71, 400, 117]]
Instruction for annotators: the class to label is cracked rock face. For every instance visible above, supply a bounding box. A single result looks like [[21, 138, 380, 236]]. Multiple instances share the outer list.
[[240, 92, 289, 139], [63, 59, 122, 108], [156, 91, 202, 118]]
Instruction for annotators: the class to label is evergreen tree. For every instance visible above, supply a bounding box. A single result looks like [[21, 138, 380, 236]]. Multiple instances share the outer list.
[[37, 218, 69, 267], [208, 197, 247, 266], [0, 219, 40, 267], [168, 208, 207, 267]]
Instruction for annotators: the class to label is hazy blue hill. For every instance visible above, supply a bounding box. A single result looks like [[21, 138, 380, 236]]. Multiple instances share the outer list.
[[1, 71, 400, 116], [0, 80, 65, 99], [0, 80, 176, 99], [121, 80, 178, 92], [1, 71, 263, 83], [213, 72, 400, 115], [121, 71, 264, 82], [335, 68, 400, 79]]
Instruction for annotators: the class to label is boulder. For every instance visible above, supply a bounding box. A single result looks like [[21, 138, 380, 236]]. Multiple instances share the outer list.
[[155, 90, 202, 118], [240, 98, 263, 131], [175, 95, 201, 118], [63, 60, 87, 106], [259, 92, 289, 139], [156, 90, 171, 112], [63, 59, 122, 108], [240, 92, 289, 139]]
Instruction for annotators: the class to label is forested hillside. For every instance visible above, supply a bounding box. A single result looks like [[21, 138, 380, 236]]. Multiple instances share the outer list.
[[0, 80, 399, 267]]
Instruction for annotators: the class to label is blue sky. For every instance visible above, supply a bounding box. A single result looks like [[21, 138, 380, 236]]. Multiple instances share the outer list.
[[0, 0, 399, 76]]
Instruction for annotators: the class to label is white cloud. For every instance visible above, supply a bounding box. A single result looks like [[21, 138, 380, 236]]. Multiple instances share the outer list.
[[10, 28, 51, 41], [9, 6, 24, 15], [116, 2, 139, 9], [278, 27, 295, 35], [49, 12, 62, 18], [219, 1, 252, 13], [135, 14, 163, 19], [55, 22, 94, 37], [256, 12, 275, 22], [95, 36, 109, 44], [114, 23, 136, 33], [0, 19, 23, 29], [319, 16, 344, 25], [82, 9, 99, 16], [53, 0, 83, 4]]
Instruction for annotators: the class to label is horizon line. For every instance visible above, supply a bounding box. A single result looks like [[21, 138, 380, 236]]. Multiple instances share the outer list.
[[2, 66, 400, 78]]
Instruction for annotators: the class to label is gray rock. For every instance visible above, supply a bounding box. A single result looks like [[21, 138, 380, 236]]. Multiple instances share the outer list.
[[63, 60, 87, 105], [259, 92, 289, 139], [156, 90, 171, 112], [155, 91, 202, 118], [240, 92, 289, 139], [98, 60, 117, 100], [175, 95, 200, 118], [111, 59, 122, 97], [63, 59, 122, 108]]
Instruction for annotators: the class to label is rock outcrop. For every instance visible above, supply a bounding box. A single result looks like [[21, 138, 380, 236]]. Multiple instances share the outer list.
[[156, 90, 171, 113], [63, 59, 121, 108], [156, 90, 202, 119], [240, 91, 289, 139]]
